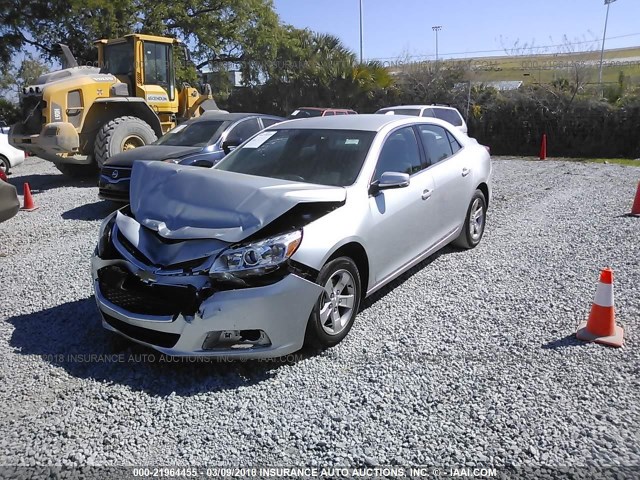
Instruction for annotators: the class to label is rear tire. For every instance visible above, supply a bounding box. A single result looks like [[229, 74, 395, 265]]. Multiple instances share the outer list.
[[304, 257, 361, 349], [54, 161, 98, 178], [94, 116, 157, 168], [0, 155, 10, 174], [453, 189, 487, 249]]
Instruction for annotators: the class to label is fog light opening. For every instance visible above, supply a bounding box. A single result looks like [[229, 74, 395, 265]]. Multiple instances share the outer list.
[[202, 330, 272, 351]]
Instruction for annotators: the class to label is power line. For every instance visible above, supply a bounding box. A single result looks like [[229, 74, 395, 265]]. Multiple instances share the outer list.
[[371, 32, 640, 61]]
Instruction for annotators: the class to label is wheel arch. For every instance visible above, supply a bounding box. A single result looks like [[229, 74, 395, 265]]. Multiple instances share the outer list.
[[476, 182, 490, 209], [326, 242, 370, 298]]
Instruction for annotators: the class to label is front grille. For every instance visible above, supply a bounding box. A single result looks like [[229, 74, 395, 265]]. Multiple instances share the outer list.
[[102, 312, 180, 348], [101, 167, 132, 181], [98, 187, 129, 202], [20, 96, 44, 134], [98, 265, 200, 316]]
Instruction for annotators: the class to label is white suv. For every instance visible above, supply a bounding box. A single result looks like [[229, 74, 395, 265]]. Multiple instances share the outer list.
[[375, 105, 468, 134]]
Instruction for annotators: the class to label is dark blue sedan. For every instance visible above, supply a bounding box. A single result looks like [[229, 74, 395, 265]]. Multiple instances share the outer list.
[[98, 112, 283, 202]]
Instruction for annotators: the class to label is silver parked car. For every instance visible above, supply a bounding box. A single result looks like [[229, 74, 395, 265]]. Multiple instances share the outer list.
[[92, 115, 491, 358]]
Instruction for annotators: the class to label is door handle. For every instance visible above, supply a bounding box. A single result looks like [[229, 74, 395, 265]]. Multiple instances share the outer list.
[[421, 189, 432, 200], [462, 167, 471, 177]]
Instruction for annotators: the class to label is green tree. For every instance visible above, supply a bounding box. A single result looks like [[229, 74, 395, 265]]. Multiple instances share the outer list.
[[0, 98, 21, 124], [1, 0, 281, 71], [0, 54, 49, 100]]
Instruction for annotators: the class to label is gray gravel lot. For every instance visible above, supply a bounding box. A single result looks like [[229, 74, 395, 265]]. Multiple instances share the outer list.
[[0, 156, 638, 470]]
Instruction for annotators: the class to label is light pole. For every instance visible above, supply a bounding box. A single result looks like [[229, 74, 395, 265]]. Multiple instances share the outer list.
[[359, 0, 364, 63], [432, 25, 442, 64], [599, 0, 617, 96]]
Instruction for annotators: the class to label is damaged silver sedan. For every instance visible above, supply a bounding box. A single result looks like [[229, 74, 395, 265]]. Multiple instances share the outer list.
[[92, 115, 492, 358]]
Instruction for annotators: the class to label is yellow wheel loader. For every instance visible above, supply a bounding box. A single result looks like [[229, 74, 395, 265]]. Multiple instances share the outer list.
[[9, 34, 219, 177]]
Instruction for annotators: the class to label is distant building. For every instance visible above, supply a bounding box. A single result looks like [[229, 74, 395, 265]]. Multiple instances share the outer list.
[[202, 70, 245, 89]]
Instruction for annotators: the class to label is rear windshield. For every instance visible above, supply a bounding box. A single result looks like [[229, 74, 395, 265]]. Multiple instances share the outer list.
[[154, 121, 226, 147], [376, 108, 421, 116], [432, 108, 463, 126], [215, 129, 376, 187]]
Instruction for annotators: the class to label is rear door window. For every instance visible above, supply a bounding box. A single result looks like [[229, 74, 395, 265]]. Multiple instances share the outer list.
[[446, 131, 462, 154], [227, 118, 261, 144], [416, 124, 454, 165]]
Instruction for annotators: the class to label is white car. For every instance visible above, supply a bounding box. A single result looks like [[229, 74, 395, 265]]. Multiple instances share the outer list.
[[376, 105, 468, 135], [0, 125, 25, 174]]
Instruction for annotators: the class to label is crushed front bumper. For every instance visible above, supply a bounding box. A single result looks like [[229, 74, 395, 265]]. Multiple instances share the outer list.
[[91, 256, 323, 358]]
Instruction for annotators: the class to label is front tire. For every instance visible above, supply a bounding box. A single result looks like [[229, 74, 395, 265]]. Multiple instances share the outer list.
[[94, 116, 157, 168], [304, 257, 361, 349], [453, 189, 487, 249]]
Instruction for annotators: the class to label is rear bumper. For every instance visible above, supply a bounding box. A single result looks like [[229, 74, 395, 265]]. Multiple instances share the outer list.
[[91, 255, 323, 358], [2, 150, 25, 169]]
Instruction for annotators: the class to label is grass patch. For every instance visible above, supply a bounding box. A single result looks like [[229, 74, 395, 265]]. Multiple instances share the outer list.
[[492, 156, 640, 166], [581, 158, 640, 167]]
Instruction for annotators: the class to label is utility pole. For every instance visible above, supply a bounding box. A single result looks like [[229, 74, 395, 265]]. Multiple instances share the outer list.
[[432, 26, 442, 64], [359, 0, 364, 63], [599, 0, 618, 97]]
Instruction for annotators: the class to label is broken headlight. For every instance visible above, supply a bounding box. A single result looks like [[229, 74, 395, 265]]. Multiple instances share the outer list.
[[210, 230, 302, 279]]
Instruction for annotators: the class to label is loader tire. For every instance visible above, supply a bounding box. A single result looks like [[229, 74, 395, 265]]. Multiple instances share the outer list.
[[94, 116, 157, 168], [54, 162, 98, 178]]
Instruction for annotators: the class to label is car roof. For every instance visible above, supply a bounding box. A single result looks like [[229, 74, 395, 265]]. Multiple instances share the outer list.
[[272, 114, 456, 132], [296, 107, 353, 111], [195, 112, 279, 122], [378, 105, 458, 111]]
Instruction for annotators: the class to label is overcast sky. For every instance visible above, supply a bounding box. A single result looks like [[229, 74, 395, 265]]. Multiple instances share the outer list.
[[273, 0, 640, 60]]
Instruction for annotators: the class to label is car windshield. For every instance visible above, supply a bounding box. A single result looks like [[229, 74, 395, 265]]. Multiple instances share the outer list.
[[378, 108, 421, 116], [432, 108, 463, 126], [155, 121, 226, 147], [215, 129, 376, 187], [288, 109, 323, 119]]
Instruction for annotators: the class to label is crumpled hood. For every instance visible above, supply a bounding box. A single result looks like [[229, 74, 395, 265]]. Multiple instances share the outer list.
[[104, 145, 203, 167], [129, 161, 346, 243]]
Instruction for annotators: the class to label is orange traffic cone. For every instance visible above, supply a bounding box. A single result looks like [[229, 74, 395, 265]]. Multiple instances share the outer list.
[[539, 134, 547, 160], [21, 182, 38, 212], [630, 181, 640, 216], [576, 268, 624, 347]]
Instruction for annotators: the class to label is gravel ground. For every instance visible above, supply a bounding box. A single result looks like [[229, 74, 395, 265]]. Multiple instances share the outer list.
[[0, 157, 639, 472]]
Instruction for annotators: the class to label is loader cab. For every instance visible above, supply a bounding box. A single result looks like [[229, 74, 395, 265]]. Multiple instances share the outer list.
[[96, 34, 177, 107]]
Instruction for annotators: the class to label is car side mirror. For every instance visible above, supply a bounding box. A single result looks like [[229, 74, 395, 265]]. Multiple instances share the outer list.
[[222, 139, 241, 154], [369, 172, 410, 195]]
